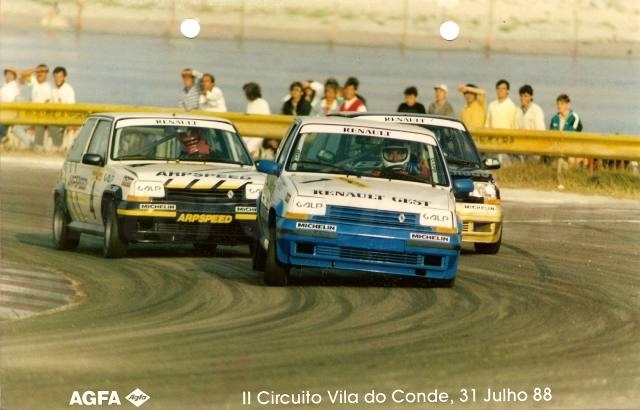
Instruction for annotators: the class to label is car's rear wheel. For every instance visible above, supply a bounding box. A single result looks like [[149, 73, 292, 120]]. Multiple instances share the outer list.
[[264, 228, 289, 286], [252, 239, 266, 272], [52, 196, 80, 250], [104, 201, 128, 258], [474, 231, 502, 254]]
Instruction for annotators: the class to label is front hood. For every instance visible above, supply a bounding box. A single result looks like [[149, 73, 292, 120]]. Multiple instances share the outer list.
[[121, 163, 264, 186], [288, 173, 452, 213]]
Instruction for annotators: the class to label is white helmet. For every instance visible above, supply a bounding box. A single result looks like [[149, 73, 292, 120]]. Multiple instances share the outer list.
[[381, 140, 410, 168]]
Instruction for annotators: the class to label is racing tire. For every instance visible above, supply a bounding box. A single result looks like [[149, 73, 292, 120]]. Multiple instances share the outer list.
[[103, 201, 128, 258], [431, 278, 456, 288], [252, 239, 266, 272], [52, 196, 80, 250], [474, 231, 502, 255], [264, 228, 289, 286]]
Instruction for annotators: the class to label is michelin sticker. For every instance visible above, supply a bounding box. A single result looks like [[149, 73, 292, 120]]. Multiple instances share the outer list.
[[296, 222, 337, 232], [462, 204, 497, 212], [410, 232, 451, 243], [140, 203, 176, 210]]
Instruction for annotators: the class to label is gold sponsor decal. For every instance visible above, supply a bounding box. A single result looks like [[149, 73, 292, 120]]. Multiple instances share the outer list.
[[177, 213, 233, 223]]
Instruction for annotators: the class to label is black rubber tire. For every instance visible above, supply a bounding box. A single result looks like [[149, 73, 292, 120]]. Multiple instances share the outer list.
[[193, 243, 217, 256], [103, 201, 128, 258], [52, 196, 80, 250], [474, 231, 502, 254], [252, 239, 266, 272], [263, 228, 289, 286]]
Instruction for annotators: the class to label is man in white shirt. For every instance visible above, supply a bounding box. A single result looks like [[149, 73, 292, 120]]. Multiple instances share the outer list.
[[485, 79, 517, 164], [515, 84, 545, 162], [0, 67, 20, 143], [199, 73, 227, 112], [49, 66, 76, 150], [31, 64, 53, 151]]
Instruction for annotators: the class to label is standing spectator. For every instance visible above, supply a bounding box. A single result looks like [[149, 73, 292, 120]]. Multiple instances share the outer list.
[[397, 86, 426, 114], [281, 81, 312, 116], [252, 138, 280, 161], [485, 79, 517, 129], [485, 79, 517, 164], [457, 83, 486, 129], [515, 84, 545, 163], [49, 66, 76, 151], [427, 84, 454, 117], [339, 77, 366, 112], [242, 82, 271, 157], [10, 71, 35, 149], [550, 94, 584, 188], [319, 81, 339, 116], [0, 67, 20, 144], [303, 79, 324, 115], [199, 73, 227, 112], [31, 63, 53, 151], [515, 84, 545, 131], [179, 67, 201, 111], [549, 94, 583, 132]]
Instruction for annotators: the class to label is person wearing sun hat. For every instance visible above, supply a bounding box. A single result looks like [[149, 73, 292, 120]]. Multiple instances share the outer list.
[[427, 83, 455, 117]]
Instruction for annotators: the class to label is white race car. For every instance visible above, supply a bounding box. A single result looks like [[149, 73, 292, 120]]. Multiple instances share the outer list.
[[52, 112, 264, 257], [253, 117, 473, 286]]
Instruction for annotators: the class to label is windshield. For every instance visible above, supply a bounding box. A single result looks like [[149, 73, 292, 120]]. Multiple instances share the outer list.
[[420, 125, 482, 168], [111, 124, 253, 165], [285, 131, 450, 186]]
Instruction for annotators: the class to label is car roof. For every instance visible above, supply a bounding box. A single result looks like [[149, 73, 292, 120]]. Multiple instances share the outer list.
[[331, 112, 468, 132], [87, 112, 234, 125], [294, 115, 439, 141]]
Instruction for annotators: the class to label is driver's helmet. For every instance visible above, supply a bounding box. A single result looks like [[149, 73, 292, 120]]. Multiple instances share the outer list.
[[179, 128, 203, 154], [381, 140, 410, 168]]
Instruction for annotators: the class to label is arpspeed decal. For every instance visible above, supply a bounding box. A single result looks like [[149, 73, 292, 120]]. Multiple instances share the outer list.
[[177, 214, 233, 223]]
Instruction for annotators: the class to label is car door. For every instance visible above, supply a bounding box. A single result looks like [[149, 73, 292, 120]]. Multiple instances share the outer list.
[[64, 117, 96, 224], [74, 118, 113, 226]]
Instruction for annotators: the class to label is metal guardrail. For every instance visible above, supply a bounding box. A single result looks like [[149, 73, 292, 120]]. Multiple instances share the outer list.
[[2, 102, 639, 161]]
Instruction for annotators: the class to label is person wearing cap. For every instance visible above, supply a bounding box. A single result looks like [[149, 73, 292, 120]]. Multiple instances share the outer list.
[[427, 84, 454, 117], [31, 64, 53, 151], [0, 67, 21, 144], [179, 67, 202, 111], [457, 83, 486, 129], [397, 86, 426, 114]]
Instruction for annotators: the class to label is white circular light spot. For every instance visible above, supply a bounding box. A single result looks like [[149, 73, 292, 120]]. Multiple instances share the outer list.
[[439, 20, 460, 41], [180, 18, 201, 39]]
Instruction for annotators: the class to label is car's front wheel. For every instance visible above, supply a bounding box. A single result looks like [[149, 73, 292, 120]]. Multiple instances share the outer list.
[[103, 201, 128, 258], [264, 228, 289, 286], [252, 239, 266, 272], [52, 195, 80, 250]]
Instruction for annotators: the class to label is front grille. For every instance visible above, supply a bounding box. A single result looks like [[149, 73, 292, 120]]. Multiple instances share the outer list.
[[324, 206, 418, 227], [312, 245, 443, 266], [164, 188, 244, 203]]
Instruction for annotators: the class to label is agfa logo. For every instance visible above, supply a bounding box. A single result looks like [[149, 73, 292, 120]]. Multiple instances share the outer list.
[[126, 388, 150, 408], [68, 388, 149, 407], [69, 391, 121, 406]]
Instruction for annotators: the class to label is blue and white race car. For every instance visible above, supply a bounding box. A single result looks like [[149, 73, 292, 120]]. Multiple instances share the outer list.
[[252, 117, 473, 286]]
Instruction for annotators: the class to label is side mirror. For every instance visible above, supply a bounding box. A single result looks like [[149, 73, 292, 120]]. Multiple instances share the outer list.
[[453, 178, 474, 194], [256, 159, 280, 175], [82, 153, 104, 167], [483, 157, 501, 170]]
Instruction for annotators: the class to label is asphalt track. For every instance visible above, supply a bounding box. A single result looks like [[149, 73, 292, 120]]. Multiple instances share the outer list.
[[0, 158, 638, 410]]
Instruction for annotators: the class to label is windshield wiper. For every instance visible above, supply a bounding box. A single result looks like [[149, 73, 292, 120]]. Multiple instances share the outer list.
[[446, 156, 480, 168]]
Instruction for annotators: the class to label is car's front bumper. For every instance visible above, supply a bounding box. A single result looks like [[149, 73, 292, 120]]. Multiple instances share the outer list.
[[274, 217, 461, 280], [117, 200, 257, 244]]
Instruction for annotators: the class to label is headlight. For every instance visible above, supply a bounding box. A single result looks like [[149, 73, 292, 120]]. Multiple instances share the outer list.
[[127, 180, 165, 201], [285, 195, 327, 219], [245, 183, 262, 200], [470, 181, 498, 199]]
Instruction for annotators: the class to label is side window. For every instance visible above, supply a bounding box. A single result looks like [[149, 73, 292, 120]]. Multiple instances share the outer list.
[[275, 123, 299, 165], [86, 119, 112, 159], [66, 118, 97, 162]]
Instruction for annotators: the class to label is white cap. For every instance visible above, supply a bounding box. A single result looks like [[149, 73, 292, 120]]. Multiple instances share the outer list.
[[434, 84, 448, 92]]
